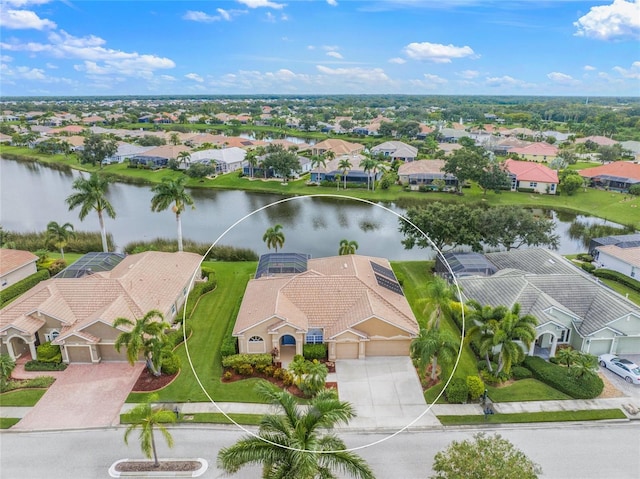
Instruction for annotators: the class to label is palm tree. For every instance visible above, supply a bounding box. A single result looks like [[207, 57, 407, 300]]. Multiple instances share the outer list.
[[113, 310, 170, 376], [309, 155, 327, 183], [124, 393, 176, 467], [465, 301, 507, 373], [245, 149, 259, 178], [45, 221, 76, 259], [569, 352, 598, 379], [338, 239, 359, 255], [410, 327, 459, 382], [217, 382, 375, 479], [338, 158, 352, 190], [150, 176, 195, 252], [359, 157, 376, 191], [263, 224, 285, 252], [420, 277, 458, 330], [370, 159, 388, 192], [169, 132, 180, 146], [176, 151, 191, 169], [65, 172, 115, 252], [492, 304, 537, 375], [555, 347, 579, 368]]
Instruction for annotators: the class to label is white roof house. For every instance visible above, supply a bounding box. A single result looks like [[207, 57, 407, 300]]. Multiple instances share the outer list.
[[189, 147, 246, 173]]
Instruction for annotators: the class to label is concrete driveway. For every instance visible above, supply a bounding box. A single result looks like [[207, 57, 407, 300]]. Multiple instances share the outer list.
[[13, 362, 144, 431], [334, 357, 440, 430], [599, 354, 640, 400]]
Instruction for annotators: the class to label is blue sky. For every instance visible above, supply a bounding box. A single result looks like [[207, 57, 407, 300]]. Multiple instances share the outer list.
[[1, 0, 638, 97]]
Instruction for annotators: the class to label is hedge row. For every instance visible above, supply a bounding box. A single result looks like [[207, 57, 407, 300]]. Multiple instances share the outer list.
[[176, 269, 217, 322], [24, 360, 67, 372], [594, 268, 640, 293], [303, 344, 327, 361], [0, 269, 50, 307], [523, 356, 603, 399], [222, 353, 273, 369]]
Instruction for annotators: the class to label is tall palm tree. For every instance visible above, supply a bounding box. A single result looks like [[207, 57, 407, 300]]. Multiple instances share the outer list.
[[263, 224, 285, 252], [370, 159, 388, 192], [150, 176, 195, 252], [410, 327, 458, 382], [169, 132, 180, 146], [465, 301, 507, 373], [420, 276, 458, 330], [359, 156, 376, 191], [65, 172, 115, 252], [338, 239, 359, 255], [217, 383, 375, 479], [114, 310, 170, 376], [338, 158, 352, 190], [176, 151, 191, 169], [245, 149, 259, 178], [492, 304, 537, 375], [45, 221, 76, 259], [124, 393, 176, 467], [309, 155, 327, 183]]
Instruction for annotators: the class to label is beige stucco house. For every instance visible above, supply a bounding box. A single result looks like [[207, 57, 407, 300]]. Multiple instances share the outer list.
[[233, 254, 419, 361], [0, 251, 202, 363], [0, 249, 38, 290]]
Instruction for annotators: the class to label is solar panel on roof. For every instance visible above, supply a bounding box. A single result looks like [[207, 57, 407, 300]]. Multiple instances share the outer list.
[[374, 273, 404, 295], [370, 261, 396, 280]]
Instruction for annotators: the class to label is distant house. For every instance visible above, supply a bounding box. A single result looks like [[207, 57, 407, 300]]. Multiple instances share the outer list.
[[233, 254, 419, 361], [0, 249, 38, 290], [130, 145, 191, 168], [311, 139, 364, 157], [190, 147, 246, 173], [0, 251, 203, 363], [575, 136, 618, 147], [589, 234, 640, 256], [503, 159, 558, 195], [594, 245, 640, 280], [579, 162, 640, 193], [371, 141, 418, 162], [310, 154, 382, 185], [438, 128, 470, 143], [103, 142, 154, 164], [397, 160, 458, 190], [508, 142, 558, 162]]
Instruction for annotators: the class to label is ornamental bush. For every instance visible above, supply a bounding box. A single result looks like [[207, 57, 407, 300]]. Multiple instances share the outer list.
[[446, 377, 469, 404], [222, 353, 272, 370], [593, 269, 640, 293], [466, 376, 485, 401], [511, 366, 533, 380], [36, 342, 62, 363], [24, 360, 67, 372], [523, 356, 603, 399], [237, 363, 254, 376], [161, 352, 181, 375], [581, 262, 596, 273], [303, 344, 327, 361]]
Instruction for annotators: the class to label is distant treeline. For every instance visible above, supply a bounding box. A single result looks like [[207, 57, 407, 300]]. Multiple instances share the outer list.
[[5, 230, 114, 254], [124, 238, 258, 262]]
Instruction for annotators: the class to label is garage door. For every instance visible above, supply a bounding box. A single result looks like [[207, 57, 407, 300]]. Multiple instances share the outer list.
[[366, 340, 410, 357], [99, 344, 129, 361], [588, 339, 613, 356], [336, 342, 359, 359], [616, 338, 640, 355], [67, 345, 92, 363]]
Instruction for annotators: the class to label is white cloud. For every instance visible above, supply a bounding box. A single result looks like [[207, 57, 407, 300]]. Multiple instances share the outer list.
[[574, 0, 640, 40], [327, 0, 338, 5], [265, 12, 276, 22], [160, 75, 176, 81], [1, 55, 13, 62], [456, 69, 479, 79], [185, 73, 204, 82], [485, 75, 530, 88], [45, 62, 57, 69], [547, 72, 579, 84], [4, 1, 51, 7], [423, 73, 447, 84], [316, 65, 390, 82], [613, 61, 640, 79], [237, 0, 286, 9], [389, 57, 406, 64], [15, 66, 45, 80], [583, 65, 597, 71], [183, 10, 230, 22], [0, 9, 56, 30], [307, 45, 315, 50], [217, 9, 232, 21], [327, 51, 343, 59], [403, 42, 476, 63]]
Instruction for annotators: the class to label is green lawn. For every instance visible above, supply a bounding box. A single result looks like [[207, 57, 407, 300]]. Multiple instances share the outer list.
[[599, 278, 640, 306], [0, 388, 47, 407], [437, 408, 626, 425], [486, 379, 571, 402], [0, 418, 20, 429], [127, 261, 271, 404], [120, 411, 263, 426]]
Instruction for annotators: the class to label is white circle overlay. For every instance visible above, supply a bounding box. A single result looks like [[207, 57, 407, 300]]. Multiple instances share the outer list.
[[181, 193, 465, 454]]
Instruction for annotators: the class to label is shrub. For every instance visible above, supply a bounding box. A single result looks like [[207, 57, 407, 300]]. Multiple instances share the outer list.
[[629, 184, 640, 196], [511, 366, 533, 380], [36, 342, 62, 364], [581, 262, 596, 273], [477, 359, 498, 372], [24, 360, 67, 371], [165, 324, 193, 349], [264, 365, 276, 377], [273, 367, 286, 380], [523, 356, 603, 399], [446, 377, 469, 404], [577, 253, 594, 262], [1, 375, 56, 393], [161, 352, 181, 375], [303, 344, 328, 361], [479, 369, 510, 385], [466, 376, 485, 401], [222, 353, 272, 370], [223, 371, 233, 380], [593, 269, 640, 293], [220, 337, 238, 358], [237, 363, 254, 376], [0, 269, 50, 307], [281, 370, 294, 386]]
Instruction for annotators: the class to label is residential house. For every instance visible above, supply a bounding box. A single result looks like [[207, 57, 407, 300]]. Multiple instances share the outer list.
[[579, 162, 640, 193], [103, 142, 155, 164], [594, 245, 640, 281], [589, 234, 640, 256], [457, 248, 640, 358], [310, 154, 382, 185], [620, 141, 640, 162], [508, 142, 559, 162], [0, 249, 38, 290], [0, 133, 12, 144], [575, 136, 618, 147], [243, 153, 310, 179], [503, 159, 558, 194], [190, 147, 246, 173], [130, 144, 191, 168], [233, 254, 419, 361], [311, 139, 364, 157], [0, 251, 203, 363], [371, 141, 418, 162], [438, 128, 470, 143], [397, 160, 458, 190]]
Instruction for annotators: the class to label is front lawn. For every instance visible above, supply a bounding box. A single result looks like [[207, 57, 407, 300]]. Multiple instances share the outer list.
[[0, 388, 47, 407], [486, 379, 572, 402], [127, 261, 270, 403], [0, 418, 21, 429]]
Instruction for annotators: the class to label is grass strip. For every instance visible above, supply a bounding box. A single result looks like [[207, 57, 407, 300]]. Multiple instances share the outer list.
[[120, 412, 262, 426], [0, 418, 21, 429], [437, 408, 627, 425], [0, 388, 47, 407]]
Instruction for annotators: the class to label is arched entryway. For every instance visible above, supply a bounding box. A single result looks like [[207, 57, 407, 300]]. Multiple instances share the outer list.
[[530, 332, 558, 359], [6, 335, 36, 361], [279, 334, 297, 366]]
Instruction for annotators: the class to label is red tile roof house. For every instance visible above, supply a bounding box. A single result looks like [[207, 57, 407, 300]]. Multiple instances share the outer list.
[[504, 159, 559, 195], [0, 251, 202, 363], [508, 142, 559, 162], [0, 249, 38, 290], [579, 162, 640, 193], [233, 254, 419, 361]]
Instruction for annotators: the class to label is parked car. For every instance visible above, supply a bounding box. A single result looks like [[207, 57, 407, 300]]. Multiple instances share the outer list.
[[598, 354, 640, 384]]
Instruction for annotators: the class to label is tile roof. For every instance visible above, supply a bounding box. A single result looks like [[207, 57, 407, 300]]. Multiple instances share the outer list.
[[504, 159, 558, 183], [579, 162, 640, 182], [509, 142, 558, 156], [575, 136, 618, 146], [0, 249, 38, 276], [398, 160, 450, 176], [312, 139, 364, 155], [596, 245, 640, 268]]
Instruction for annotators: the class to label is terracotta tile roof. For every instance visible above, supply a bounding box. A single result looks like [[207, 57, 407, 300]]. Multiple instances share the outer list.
[[504, 159, 558, 183], [0, 249, 38, 276], [575, 136, 618, 146], [234, 255, 419, 339], [579, 161, 640, 182], [509, 142, 558, 156], [312, 139, 364, 156], [398, 159, 447, 176], [596, 245, 640, 268]]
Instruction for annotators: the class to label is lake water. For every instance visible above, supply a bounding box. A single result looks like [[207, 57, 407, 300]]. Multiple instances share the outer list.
[[0, 158, 620, 259]]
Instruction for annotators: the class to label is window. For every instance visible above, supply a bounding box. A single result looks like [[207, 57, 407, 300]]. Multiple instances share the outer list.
[[559, 329, 570, 343], [306, 328, 324, 344], [249, 336, 264, 343], [530, 182, 538, 188], [171, 304, 176, 315], [45, 330, 59, 342]]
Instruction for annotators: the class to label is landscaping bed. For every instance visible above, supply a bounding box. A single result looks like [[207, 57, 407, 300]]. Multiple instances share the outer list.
[[109, 458, 208, 477], [131, 368, 179, 393]]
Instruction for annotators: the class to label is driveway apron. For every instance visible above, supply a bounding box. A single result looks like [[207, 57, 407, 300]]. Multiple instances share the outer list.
[[335, 357, 440, 429], [13, 362, 144, 431]]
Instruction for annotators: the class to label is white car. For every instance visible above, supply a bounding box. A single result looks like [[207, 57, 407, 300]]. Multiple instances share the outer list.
[[598, 354, 640, 384]]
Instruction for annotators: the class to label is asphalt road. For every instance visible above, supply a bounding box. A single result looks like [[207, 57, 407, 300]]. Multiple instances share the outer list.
[[1, 422, 638, 479]]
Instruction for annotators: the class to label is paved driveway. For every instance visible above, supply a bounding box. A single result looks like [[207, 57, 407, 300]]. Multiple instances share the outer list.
[[13, 362, 144, 431], [334, 357, 440, 430], [599, 354, 640, 400]]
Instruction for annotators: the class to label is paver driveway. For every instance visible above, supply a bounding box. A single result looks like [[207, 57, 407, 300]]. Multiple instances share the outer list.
[[335, 357, 440, 430], [14, 362, 144, 431]]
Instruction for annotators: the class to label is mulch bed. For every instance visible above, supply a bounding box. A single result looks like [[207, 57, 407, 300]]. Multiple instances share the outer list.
[[222, 369, 306, 398], [116, 460, 200, 472], [131, 368, 179, 392]]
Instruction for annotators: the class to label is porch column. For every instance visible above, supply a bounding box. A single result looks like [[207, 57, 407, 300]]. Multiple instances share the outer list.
[[27, 340, 37, 360], [549, 336, 558, 358], [358, 341, 365, 359], [5, 340, 16, 361], [528, 340, 536, 356]]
